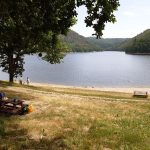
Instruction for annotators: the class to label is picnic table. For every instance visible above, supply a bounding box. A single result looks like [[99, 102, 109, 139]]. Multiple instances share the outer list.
[[0, 92, 31, 115], [0, 98, 25, 114]]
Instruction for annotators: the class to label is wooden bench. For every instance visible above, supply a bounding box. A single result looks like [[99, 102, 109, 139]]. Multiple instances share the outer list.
[[133, 91, 148, 98]]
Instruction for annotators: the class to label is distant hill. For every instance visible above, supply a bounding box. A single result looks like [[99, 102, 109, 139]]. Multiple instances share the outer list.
[[87, 37, 128, 51], [119, 29, 150, 54], [61, 29, 150, 53], [61, 30, 101, 52]]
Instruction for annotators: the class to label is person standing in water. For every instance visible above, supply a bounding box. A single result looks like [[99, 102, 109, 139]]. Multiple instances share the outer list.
[[27, 77, 30, 85]]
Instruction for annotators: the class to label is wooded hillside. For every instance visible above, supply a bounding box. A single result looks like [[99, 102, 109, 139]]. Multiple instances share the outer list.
[[61, 30, 101, 52], [61, 30, 128, 52], [87, 37, 128, 51], [119, 29, 150, 54], [61, 29, 150, 53]]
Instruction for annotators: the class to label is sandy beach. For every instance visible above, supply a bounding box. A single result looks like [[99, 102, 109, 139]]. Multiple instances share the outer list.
[[30, 82, 150, 94]]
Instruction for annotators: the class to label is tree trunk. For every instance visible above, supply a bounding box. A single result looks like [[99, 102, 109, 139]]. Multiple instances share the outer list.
[[8, 53, 14, 83], [9, 71, 14, 83]]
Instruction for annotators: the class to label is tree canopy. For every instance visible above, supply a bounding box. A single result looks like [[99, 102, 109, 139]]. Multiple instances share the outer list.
[[0, 0, 120, 82]]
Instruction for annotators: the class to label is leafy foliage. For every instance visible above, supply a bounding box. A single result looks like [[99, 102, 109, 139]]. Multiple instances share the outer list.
[[0, 0, 120, 82]]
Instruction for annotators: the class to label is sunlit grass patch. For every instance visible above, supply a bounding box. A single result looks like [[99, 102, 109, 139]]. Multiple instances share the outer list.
[[0, 81, 150, 149]]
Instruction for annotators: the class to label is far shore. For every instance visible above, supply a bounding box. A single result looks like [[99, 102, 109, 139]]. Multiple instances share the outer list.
[[126, 52, 150, 55]]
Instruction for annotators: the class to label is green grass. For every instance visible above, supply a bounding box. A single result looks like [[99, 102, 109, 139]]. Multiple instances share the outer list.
[[0, 80, 150, 149]]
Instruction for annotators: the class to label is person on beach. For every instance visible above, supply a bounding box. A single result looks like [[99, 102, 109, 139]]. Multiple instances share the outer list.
[[27, 77, 30, 85], [19, 77, 23, 85]]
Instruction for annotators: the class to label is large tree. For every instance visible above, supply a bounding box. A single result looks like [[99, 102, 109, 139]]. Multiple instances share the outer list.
[[0, 0, 119, 82]]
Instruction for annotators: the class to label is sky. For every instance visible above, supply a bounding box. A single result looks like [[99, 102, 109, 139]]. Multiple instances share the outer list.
[[71, 0, 150, 38]]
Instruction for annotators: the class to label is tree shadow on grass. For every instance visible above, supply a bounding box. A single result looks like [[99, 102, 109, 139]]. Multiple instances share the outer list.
[[0, 114, 70, 150]]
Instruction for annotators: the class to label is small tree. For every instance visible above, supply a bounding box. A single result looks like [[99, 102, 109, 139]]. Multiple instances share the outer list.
[[0, 0, 120, 82]]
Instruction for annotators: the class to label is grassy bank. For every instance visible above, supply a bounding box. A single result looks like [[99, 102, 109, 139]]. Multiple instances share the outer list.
[[0, 81, 150, 149]]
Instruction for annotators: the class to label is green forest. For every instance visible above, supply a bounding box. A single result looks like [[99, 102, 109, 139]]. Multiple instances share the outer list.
[[61, 30, 101, 52], [87, 37, 128, 51], [61, 30, 128, 52], [62, 29, 150, 54], [122, 29, 150, 54]]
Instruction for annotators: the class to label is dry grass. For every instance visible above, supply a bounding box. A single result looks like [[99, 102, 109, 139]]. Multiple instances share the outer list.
[[0, 81, 150, 149]]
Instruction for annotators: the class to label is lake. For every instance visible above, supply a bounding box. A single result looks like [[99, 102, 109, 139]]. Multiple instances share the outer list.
[[1, 51, 150, 87]]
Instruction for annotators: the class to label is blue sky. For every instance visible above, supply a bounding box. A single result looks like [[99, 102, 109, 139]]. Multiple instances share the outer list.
[[71, 0, 150, 38]]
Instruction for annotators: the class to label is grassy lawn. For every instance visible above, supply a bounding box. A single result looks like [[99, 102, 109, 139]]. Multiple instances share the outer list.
[[0, 81, 150, 150]]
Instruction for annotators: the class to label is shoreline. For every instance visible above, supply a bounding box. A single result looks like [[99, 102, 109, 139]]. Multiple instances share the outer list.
[[1, 80, 150, 94], [30, 82, 150, 94]]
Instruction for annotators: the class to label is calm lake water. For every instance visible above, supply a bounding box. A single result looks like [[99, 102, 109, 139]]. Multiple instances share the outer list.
[[1, 51, 150, 87]]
